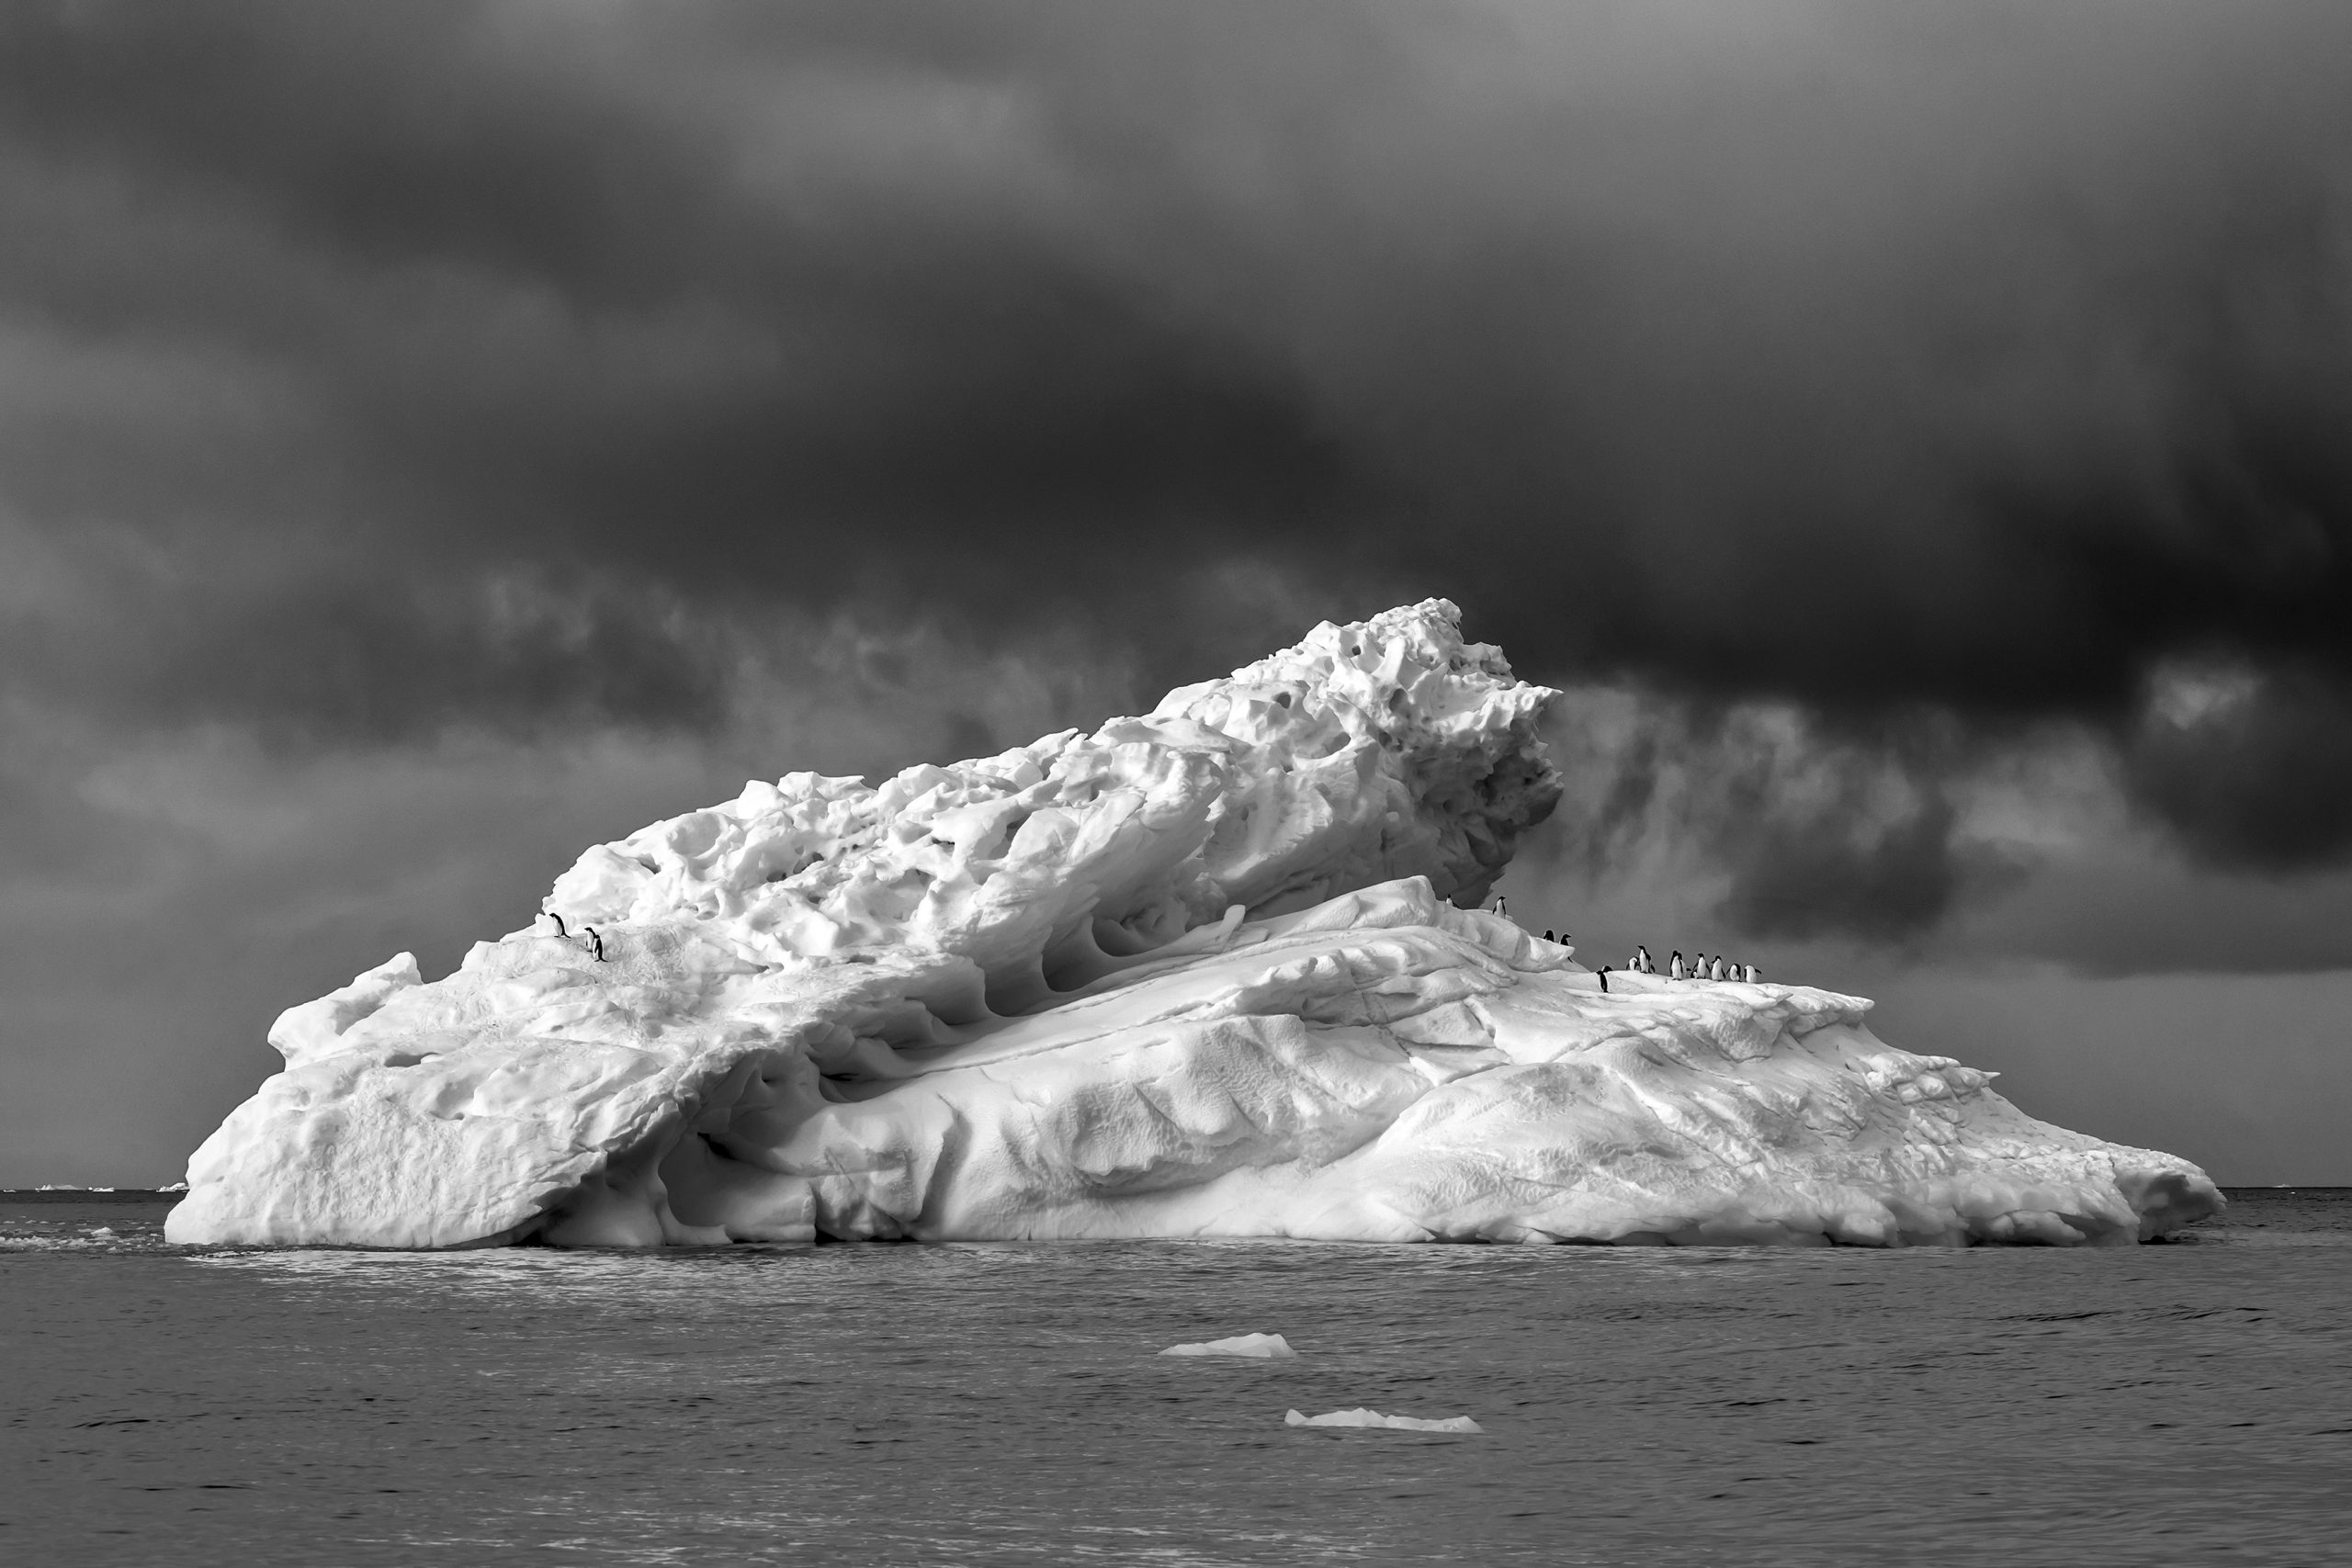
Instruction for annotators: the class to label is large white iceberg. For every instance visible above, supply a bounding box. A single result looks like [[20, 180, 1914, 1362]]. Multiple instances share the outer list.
[[167, 601, 2221, 1249]]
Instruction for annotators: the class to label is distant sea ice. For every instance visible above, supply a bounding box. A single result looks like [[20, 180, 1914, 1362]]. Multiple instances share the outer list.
[[1285, 1407, 1483, 1434], [1159, 1332, 1297, 1359]]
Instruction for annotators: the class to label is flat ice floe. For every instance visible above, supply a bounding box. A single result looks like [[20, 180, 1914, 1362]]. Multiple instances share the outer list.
[[1287, 1408, 1483, 1434], [166, 600, 2222, 1250], [1160, 1333, 1297, 1359]]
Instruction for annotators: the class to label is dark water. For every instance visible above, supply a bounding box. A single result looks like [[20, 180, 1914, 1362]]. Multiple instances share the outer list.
[[5, 1191, 2348, 1566]]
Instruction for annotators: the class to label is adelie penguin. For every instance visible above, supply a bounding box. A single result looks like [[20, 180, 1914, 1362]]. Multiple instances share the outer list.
[[1669, 951, 1686, 980], [1597, 964, 1610, 993], [544, 910, 567, 939], [1635, 943, 1653, 975], [583, 926, 605, 963]]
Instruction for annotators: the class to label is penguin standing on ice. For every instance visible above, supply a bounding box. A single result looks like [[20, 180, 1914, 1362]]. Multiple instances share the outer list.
[[1544, 929, 1556, 942], [1669, 951, 1686, 980], [544, 910, 567, 938], [583, 925, 605, 963], [1636, 943, 1653, 975], [1710, 955, 1726, 981], [1598, 964, 1610, 993], [1492, 895, 1510, 920], [1745, 963, 1761, 983]]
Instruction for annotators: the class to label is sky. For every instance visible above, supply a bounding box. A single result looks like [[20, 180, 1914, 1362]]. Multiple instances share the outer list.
[[4, 0, 2351, 1186]]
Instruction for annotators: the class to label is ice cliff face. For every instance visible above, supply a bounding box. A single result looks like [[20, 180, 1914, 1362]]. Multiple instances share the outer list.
[[166, 600, 2221, 1249]]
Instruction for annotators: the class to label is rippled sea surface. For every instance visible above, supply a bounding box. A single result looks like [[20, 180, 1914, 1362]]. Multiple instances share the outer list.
[[5, 1190, 2349, 1566]]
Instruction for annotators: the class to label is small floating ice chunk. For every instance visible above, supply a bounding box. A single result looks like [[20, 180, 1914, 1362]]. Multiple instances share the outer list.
[[1159, 1332, 1296, 1359], [88, 1226, 117, 1239], [1285, 1407, 1482, 1433]]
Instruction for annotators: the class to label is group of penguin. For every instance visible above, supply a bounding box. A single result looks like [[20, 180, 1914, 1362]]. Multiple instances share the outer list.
[[1496, 897, 1759, 995], [1616, 944, 1759, 984], [540, 910, 605, 962]]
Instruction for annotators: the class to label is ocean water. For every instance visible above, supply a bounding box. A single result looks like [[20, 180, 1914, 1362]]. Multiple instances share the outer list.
[[5, 1191, 2348, 1567]]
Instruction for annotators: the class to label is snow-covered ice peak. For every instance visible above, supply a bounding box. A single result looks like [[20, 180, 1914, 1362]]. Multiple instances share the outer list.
[[165, 601, 2223, 1251], [537, 597, 1560, 998]]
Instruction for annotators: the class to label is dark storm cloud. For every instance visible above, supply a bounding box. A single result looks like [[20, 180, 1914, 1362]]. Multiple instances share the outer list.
[[0, 1, 1346, 582], [1532, 688, 2025, 947], [2127, 666, 2352, 873], [6, 0, 2352, 936], [1715, 765, 1965, 943]]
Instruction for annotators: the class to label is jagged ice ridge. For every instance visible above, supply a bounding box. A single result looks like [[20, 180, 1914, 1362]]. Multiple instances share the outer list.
[[167, 601, 2221, 1249]]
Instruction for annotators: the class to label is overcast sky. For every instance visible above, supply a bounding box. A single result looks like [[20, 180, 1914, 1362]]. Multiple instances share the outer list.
[[6, 1, 2351, 1185]]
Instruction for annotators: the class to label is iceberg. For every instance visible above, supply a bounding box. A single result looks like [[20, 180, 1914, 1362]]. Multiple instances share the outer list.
[[165, 600, 2222, 1249], [1286, 1408, 1483, 1434], [1160, 1333, 1297, 1359]]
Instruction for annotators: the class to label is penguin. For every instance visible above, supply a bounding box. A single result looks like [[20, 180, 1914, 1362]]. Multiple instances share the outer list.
[[1712, 956, 1727, 981], [1636, 943, 1653, 975], [584, 925, 605, 963], [1628, 951, 1641, 974], [1692, 953, 1706, 981], [545, 910, 567, 938], [1493, 895, 1509, 920], [1669, 951, 1686, 980], [1544, 929, 1556, 942], [1598, 964, 1610, 994], [1745, 963, 1761, 983]]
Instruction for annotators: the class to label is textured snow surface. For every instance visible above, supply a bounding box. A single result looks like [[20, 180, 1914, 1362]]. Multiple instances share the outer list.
[[167, 601, 2222, 1249], [1287, 1408, 1483, 1434], [1160, 1333, 1297, 1359]]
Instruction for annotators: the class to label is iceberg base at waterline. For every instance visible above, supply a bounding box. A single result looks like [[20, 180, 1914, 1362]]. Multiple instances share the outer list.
[[164, 600, 2222, 1251]]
